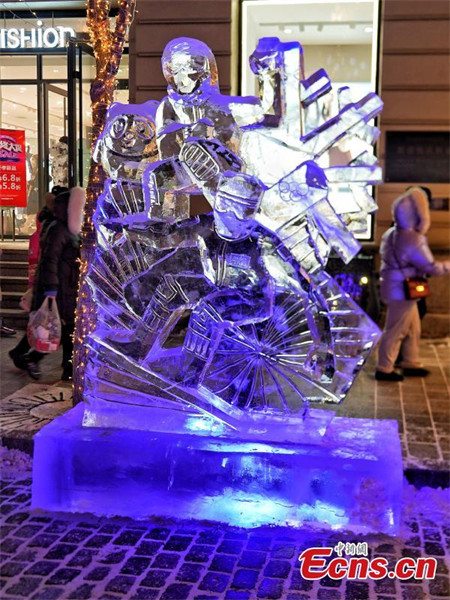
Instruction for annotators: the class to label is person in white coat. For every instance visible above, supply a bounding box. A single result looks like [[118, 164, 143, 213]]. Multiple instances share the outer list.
[[376, 187, 450, 381]]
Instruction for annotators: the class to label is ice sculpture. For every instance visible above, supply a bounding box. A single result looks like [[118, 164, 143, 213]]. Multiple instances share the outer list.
[[83, 36, 382, 435], [33, 37, 403, 533]]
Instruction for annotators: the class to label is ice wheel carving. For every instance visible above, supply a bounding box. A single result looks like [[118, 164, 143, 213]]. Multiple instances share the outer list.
[[202, 293, 337, 413]]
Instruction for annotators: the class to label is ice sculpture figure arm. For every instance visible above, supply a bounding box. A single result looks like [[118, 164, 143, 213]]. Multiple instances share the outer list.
[[155, 99, 185, 160], [141, 158, 192, 223], [214, 172, 265, 241], [156, 99, 216, 160], [179, 137, 242, 205], [245, 37, 306, 133]]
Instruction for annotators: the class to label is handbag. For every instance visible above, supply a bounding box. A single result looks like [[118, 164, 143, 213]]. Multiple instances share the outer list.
[[27, 296, 61, 353], [403, 277, 430, 300], [391, 234, 431, 300]]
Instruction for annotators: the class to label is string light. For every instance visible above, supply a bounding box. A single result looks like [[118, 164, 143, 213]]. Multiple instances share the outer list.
[[73, 0, 136, 403]]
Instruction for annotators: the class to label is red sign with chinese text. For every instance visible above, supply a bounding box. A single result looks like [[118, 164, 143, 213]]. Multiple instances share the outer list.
[[0, 129, 27, 208]]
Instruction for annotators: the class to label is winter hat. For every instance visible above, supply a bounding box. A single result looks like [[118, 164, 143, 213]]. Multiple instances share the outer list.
[[68, 187, 86, 235], [392, 187, 431, 234]]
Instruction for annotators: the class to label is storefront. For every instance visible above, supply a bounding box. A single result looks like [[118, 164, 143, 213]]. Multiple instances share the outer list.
[[0, 3, 129, 237]]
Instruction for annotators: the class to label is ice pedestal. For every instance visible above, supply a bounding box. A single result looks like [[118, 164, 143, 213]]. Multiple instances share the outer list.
[[32, 403, 402, 534]]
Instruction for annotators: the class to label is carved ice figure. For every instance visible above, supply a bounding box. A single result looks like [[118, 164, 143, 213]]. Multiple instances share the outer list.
[[84, 35, 383, 435], [156, 37, 264, 160], [98, 38, 274, 369], [87, 100, 275, 408], [34, 40, 402, 536], [93, 100, 189, 228]]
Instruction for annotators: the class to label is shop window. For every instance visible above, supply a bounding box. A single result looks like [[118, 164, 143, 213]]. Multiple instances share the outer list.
[[0, 83, 39, 236], [242, 0, 379, 95], [241, 0, 380, 240], [47, 83, 69, 190], [42, 54, 69, 79], [0, 13, 129, 237], [0, 54, 37, 79]]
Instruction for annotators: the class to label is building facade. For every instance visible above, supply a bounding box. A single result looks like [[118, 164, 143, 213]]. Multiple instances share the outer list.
[[129, 0, 450, 250], [0, 1, 129, 237]]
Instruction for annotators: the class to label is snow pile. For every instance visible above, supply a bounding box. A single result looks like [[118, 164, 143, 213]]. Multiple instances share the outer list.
[[402, 480, 450, 526], [0, 445, 32, 480]]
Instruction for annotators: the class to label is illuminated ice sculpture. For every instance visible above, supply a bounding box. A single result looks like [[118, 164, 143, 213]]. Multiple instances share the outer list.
[[32, 38, 402, 533]]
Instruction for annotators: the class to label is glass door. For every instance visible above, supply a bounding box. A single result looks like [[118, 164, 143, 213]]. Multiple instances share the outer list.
[[44, 83, 68, 192], [0, 52, 69, 238]]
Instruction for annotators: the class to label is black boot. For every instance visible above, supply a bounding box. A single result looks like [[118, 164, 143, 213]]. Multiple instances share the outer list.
[[61, 363, 73, 381], [9, 349, 28, 371], [375, 370, 404, 382], [403, 367, 430, 377], [1, 323, 16, 337], [26, 362, 41, 380]]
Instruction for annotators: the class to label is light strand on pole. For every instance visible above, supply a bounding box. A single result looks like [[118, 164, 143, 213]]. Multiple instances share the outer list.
[[73, 0, 136, 401]]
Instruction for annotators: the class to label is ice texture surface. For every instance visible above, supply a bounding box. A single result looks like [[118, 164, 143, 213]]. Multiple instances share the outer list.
[[84, 36, 383, 435], [32, 403, 402, 534]]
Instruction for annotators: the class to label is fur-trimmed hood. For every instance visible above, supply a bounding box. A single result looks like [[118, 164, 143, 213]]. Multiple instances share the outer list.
[[392, 187, 430, 234]]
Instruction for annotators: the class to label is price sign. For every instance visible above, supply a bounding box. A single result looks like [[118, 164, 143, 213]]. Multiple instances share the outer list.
[[0, 129, 27, 208]]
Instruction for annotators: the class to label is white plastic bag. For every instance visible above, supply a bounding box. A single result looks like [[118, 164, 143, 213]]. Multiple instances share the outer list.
[[27, 297, 61, 353]]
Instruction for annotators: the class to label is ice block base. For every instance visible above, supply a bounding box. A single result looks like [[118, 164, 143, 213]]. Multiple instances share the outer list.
[[32, 403, 402, 534]]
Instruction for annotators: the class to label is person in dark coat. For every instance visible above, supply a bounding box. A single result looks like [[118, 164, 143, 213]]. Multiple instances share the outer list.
[[8, 189, 59, 371], [9, 187, 85, 380]]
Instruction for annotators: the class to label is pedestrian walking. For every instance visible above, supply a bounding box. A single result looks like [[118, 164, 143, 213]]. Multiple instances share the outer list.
[[9, 187, 85, 380], [375, 187, 450, 381]]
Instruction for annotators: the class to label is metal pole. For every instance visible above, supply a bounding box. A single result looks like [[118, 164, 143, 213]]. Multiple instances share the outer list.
[[67, 40, 77, 189]]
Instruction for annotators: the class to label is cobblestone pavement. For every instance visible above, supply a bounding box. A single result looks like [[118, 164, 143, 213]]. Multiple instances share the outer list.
[[0, 475, 449, 600]]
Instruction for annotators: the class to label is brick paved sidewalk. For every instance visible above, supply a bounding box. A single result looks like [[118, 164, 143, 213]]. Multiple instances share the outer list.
[[0, 473, 449, 600], [324, 339, 450, 472]]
